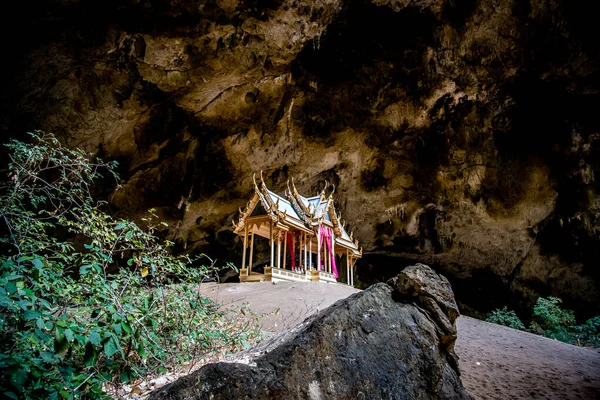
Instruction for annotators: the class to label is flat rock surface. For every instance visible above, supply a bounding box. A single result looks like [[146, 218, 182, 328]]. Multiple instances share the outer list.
[[199, 282, 600, 399]]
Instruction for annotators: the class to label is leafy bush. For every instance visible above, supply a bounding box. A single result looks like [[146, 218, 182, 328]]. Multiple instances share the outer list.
[[486, 298, 600, 348], [485, 307, 525, 330], [529, 296, 600, 347], [572, 316, 600, 348], [530, 296, 576, 336], [0, 132, 260, 399]]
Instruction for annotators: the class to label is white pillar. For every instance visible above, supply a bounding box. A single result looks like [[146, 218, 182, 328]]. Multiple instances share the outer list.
[[277, 232, 281, 269], [331, 236, 335, 278], [270, 221, 274, 268], [242, 226, 247, 270], [283, 232, 287, 270], [304, 233, 307, 270], [325, 242, 329, 274], [317, 235, 321, 271], [309, 237, 312, 269], [298, 233, 302, 270], [249, 231, 254, 274], [346, 250, 350, 285], [327, 243, 330, 273]]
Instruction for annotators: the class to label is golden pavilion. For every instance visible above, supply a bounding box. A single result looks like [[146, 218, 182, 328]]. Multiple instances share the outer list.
[[233, 173, 362, 286]]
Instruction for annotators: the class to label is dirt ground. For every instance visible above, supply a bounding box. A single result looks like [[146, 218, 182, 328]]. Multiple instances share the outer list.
[[200, 281, 600, 400]]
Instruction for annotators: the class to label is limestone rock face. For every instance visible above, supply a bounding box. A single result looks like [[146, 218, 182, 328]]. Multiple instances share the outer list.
[[149, 264, 470, 400], [2, 0, 600, 315], [388, 263, 459, 348]]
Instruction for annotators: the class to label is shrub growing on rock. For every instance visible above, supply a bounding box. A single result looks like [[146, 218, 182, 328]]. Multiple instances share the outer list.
[[485, 307, 525, 330], [0, 132, 260, 399]]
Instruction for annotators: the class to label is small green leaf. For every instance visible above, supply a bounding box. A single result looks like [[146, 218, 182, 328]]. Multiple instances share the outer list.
[[88, 331, 102, 345], [104, 337, 118, 358], [114, 223, 127, 230], [64, 329, 74, 342], [79, 265, 91, 275], [54, 328, 68, 354], [120, 370, 131, 383], [121, 321, 132, 334], [137, 343, 147, 359], [24, 309, 40, 320], [10, 368, 27, 387], [75, 334, 86, 345]]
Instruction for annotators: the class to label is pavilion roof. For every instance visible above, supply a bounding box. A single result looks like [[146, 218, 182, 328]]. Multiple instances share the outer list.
[[233, 173, 361, 255]]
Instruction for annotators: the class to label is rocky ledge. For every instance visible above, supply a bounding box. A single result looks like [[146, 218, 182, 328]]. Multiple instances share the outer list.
[[149, 264, 470, 399]]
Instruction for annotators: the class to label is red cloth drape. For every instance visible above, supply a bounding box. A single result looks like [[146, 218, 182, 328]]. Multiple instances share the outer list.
[[286, 232, 295, 271], [318, 226, 339, 278]]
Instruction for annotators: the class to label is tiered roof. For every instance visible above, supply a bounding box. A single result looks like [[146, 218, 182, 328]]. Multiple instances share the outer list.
[[233, 173, 361, 256]]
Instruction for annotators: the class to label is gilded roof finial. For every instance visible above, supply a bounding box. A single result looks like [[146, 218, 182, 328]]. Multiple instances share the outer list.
[[253, 173, 260, 192], [320, 180, 328, 200]]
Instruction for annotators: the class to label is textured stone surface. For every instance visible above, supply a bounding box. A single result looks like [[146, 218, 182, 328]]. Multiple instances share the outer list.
[[2, 0, 600, 316], [149, 264, 470, 400], [388, 263, 459, 348]]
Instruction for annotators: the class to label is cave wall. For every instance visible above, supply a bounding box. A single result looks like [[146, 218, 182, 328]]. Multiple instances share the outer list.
[[2, 0, 600, 317]]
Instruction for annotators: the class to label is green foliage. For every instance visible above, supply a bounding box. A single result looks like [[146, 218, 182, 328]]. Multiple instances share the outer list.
[[530, 296, 576, 336], [0, 132, 261, 399], [485, 307, 525, 331], [486, 297, 600, 348], [570, 316, 600, 348]]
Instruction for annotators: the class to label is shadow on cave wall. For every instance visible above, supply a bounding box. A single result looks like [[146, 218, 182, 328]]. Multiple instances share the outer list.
[[291, 2, 439, 139], [357, 253, 529, 320]]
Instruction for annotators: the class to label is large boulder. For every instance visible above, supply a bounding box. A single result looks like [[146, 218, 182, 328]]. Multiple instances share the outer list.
[[388, 263, 459, 351], [150, 264, 470, 399]]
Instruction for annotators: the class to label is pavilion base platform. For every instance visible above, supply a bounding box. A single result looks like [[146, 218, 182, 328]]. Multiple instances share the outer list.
[[239, 267, 340, 284]]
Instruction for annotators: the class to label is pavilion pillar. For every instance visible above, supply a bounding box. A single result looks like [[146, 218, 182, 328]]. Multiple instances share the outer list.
[[304, 233, 307, 270], [249, 231, 254, 273], [298, 233, 302, 271], [331, 240, 335, 277], [242, 226, 248, 271], [326, 243, 331, 274], [270, 221, 274, 268], [317, 235, 321, 271], [346, 250, 350, 285], [277, 231, 281, 269], [309, 237, 312, 269], [283, 232, 287, 270], [324, 244, 327, 273], [322, 240, 326, 272]]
